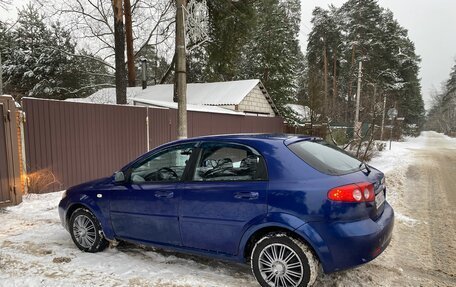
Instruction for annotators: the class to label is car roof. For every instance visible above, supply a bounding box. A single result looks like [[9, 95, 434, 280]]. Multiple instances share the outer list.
[[122, 133, 323, 172], [163, 133, 320, 147]]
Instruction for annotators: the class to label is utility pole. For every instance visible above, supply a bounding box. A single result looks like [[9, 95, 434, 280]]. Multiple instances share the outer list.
[[124, 0, 136, 87], [175, 0, 187, 139], [354, 61, 362, 137], [0, 53, 3, 95], [380, 95, 386, 140]]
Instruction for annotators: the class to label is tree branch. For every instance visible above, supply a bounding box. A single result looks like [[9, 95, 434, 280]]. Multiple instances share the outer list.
[[45, 46, 116, 70], [160, 53, 176, 84], [57, 83, 115, 95]]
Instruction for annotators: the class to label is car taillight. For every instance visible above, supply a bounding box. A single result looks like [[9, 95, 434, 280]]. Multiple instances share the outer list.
[[328, 182, 375, 202]]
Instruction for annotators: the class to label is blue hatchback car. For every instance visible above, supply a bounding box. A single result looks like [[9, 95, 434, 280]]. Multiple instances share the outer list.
[[59, 134, 394, 287]]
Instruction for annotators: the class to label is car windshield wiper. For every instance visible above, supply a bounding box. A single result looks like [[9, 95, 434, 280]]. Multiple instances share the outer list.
[[359, 161, 371, 174]]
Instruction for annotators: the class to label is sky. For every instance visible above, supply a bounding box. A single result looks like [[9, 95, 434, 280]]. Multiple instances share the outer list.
[[300, 0, 456, 110], [2, 0, 456, 110]]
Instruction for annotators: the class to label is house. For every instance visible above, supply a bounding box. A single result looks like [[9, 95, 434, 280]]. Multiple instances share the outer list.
[[69, 79, 279, 117]]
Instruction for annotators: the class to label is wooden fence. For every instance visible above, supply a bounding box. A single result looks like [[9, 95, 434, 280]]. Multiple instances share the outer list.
[[22, 98, 284, 192], [0, 96, 22, 207]]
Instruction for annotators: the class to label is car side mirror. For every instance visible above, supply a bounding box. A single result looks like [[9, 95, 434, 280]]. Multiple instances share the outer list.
[[114, 171, 126, 183]]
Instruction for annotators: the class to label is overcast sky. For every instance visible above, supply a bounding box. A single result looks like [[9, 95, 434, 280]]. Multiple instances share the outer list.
[[2, 1, 456, 110], [300, 0, 456, 109]]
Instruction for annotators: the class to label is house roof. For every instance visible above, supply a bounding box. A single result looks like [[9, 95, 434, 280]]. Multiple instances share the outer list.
[[285, 104, 311, 123], [66, 87, 142, 105], [67, 79, 279, 115], [135, 79, 261, 106], [133, 98, 246, 115]]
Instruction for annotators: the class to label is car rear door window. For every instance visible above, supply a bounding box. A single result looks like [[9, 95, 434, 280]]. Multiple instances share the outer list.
[[193, 143, 267, 181], [288, 140, 362, 175]]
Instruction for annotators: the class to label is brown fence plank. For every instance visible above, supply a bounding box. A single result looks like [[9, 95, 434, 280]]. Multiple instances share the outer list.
[[23, 99, 148, 192], [0, 107, 9, 203], [0, 96, 22, 205]]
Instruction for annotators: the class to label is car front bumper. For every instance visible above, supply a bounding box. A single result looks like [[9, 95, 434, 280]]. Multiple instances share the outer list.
[[297, 202, 394, 273], [58, 198, 69, 231]]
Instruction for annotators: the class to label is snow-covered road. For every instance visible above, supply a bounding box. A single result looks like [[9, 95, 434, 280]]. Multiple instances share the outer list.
[[1, 131, 455, 287]]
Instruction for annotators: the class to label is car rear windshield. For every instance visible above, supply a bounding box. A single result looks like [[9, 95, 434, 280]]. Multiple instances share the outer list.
[[288, 140, 362, 175]]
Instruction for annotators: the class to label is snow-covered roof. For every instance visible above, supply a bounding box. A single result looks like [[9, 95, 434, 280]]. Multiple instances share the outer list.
[[67, 80, 280, 116], [68, 79, 273, 107], [66, 87, 143, 105], [135, 79, 261, 106], [133, 98, 246, 115], [286, 104, 311, 122]]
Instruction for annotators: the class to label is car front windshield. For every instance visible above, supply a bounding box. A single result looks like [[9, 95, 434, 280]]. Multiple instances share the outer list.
[[288, 140, 362, 175]]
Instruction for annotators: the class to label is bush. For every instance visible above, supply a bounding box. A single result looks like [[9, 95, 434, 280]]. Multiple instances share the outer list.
[[326, 127, 349, 146], [27, 168, 62, 194]]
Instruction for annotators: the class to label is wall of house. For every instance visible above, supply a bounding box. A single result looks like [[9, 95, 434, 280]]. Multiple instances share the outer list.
[[238, 85, 275, 116]]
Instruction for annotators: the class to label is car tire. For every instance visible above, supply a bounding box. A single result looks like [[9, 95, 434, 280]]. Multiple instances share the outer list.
[[69, 208, 108, 253], [251, 233, 319, 287]]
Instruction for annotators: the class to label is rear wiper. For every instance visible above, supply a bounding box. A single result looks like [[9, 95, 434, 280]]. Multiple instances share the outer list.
[[359, 161, 371, 174]]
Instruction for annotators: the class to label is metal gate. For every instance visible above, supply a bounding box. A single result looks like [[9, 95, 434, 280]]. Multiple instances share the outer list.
[[0, 96, 22, 207]]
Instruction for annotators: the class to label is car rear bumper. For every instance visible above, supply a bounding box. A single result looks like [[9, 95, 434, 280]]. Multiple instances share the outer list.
[[297, 202, 394, 273]]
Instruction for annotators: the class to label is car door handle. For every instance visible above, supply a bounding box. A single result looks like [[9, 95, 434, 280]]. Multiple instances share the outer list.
[[154, 191, 174, 198], [234, 192, 259, 200]]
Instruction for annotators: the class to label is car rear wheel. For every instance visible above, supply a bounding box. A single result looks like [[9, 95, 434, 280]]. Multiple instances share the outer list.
[[251, 233, 319, 287], [69, 208, 108, 252]]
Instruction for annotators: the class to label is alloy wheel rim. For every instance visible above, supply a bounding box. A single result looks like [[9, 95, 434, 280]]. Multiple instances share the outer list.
[[73, 214, 96, 249], [258, 243, 304, 287]]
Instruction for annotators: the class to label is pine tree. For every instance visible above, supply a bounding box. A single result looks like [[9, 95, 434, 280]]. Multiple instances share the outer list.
[[427, 61, 456, 133], [241, 0, 304, 113], [189, 0, 305, 117], [2, 4, 111, 99], [306, 6, 342, 119], [305, 0, 425, 130], [204, 0, 256, 81]]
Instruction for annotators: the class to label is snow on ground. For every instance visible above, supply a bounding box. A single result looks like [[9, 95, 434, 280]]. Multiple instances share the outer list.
[[368, 134, 427, 211], [0, 132, 444, 287], [0, 191, 256, 287]]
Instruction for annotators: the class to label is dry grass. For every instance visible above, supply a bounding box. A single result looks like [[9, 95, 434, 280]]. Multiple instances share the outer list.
[[26, 169, 62, 194]]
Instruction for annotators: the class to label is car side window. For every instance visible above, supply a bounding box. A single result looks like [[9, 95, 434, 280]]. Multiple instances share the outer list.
[[193, 143, 267, 182], [130, 144, 194, 184]]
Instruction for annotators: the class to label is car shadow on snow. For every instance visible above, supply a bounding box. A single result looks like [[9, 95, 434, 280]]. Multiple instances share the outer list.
[[115, 241, 255, 278]]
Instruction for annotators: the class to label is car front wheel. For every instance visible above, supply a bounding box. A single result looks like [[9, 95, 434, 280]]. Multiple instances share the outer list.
[[251, 233, 319, 287], [69, 208, 108, 252]]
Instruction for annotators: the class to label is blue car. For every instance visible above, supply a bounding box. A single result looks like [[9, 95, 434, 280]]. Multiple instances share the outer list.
[[59, 134, 394, 287]]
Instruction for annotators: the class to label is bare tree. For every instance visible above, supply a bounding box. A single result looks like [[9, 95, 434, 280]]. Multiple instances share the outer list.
[[112, 0, 126, 104], [49, 0, 175, 71], [124, 0, 135, 87], [0, 0, 11, 10]]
